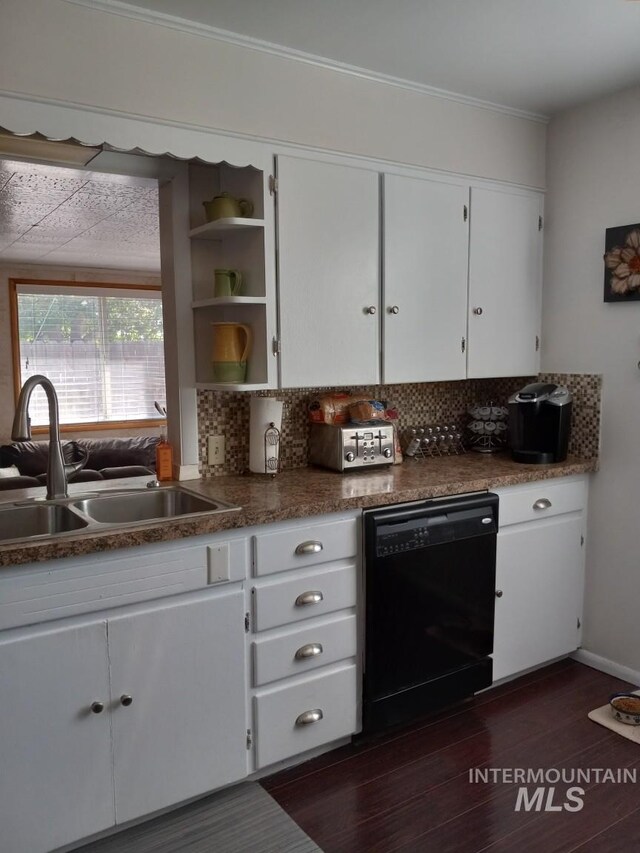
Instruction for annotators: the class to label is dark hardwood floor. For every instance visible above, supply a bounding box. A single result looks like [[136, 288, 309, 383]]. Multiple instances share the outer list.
[[262, 660, 640, 852]]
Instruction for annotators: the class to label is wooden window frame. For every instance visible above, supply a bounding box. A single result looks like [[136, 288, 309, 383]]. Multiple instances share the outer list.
[[10, 278, 166, 434]]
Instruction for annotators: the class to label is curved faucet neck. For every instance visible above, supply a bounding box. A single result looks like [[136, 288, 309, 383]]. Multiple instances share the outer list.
[[12, 375, 66, 499], [12, 375, 61, 444]]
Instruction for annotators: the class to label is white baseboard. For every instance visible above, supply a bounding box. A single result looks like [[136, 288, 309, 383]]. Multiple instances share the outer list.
[[572, 649, 640, 686]]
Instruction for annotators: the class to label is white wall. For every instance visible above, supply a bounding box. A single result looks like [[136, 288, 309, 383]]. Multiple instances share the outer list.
[[0, 263, 161, 443], [0, 0, 546, 188], [543, 85, 640, 672]]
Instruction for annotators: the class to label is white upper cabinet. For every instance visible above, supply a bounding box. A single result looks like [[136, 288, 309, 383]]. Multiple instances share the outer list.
[[467, 186, 543, 378], [383, 174, 469, 383], [276, 156, 380, 388]]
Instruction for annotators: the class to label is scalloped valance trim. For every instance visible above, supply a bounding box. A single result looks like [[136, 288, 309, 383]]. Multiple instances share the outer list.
[[0, 90, 272, 169]]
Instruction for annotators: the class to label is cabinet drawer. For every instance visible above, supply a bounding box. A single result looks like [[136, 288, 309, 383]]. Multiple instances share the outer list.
[[252, 563, 356, 631], [496, 477, 587, 528], [253, 516, 358, 577], [254, 664, 357, 768], [252, 612, 357, 686]]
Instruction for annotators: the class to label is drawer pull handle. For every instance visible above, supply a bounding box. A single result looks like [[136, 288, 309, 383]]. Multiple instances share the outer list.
[[533, 498, 552, 510], [295, 643, 324, 660], [295, 540, 323, 556], [295, 590, 324, 607], [296, 709, 324, 726]]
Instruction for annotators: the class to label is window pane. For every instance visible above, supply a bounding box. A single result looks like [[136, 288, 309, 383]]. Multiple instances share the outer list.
[[16, 290, 165, 426]]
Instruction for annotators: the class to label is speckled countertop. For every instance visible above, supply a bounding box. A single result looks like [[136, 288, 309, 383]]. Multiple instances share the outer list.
[[0, 453, 596, 567]]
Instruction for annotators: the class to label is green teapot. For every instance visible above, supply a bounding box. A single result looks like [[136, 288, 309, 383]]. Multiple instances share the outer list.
[[203, 192, 254, 222]]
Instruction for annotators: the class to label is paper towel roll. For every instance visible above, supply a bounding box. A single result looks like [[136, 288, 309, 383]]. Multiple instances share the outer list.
[[250, 397, 283, 474]]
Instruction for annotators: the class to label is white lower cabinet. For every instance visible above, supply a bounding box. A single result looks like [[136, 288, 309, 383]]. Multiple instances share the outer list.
[[254, 664, 358, 768], [0, 621, 114, 853], [249, 513, 360, 770], [0, 587, 247, 853], [110, 591, 247, 824], [492, 477, 587, 682]]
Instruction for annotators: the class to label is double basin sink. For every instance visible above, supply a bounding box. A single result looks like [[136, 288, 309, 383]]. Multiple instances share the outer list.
[[0, 487, 240, 546]]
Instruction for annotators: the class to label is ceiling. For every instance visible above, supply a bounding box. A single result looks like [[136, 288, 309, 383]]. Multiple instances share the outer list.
[[0, 159, 160, 272], [113, 0, 640, 116]]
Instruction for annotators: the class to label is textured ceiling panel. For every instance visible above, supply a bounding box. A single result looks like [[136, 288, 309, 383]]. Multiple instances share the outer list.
[[0, 160, 160, 271]]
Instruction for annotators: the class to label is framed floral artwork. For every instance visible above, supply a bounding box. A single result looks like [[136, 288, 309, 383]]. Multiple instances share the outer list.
[[603, 223, 640, 302]]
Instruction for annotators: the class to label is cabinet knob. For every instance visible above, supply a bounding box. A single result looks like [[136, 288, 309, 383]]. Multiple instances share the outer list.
[[473, 307, 483, 315], [495, 589, 503, 598], [295, 709, 324, 726], [295, 643, 324, 660], [295, 540, 323, 556], [120, 694, 133, 707], [533, 498, 552, 510], [90, 701, 104, 714], [389, 305, 400, 314], [365, 305, 377, 315], [295, 590, 324, 607]]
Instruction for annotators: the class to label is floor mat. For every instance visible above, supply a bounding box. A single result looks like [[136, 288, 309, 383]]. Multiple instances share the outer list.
[[75, 781, 323, 853], [589, 688, 640, 744]]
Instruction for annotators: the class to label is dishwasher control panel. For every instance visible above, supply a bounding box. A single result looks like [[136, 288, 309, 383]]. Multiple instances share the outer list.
[[374, 500, 498, 558]]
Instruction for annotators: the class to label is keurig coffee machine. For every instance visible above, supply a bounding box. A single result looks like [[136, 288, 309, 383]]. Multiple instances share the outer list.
[[508, 382, 572, 463]]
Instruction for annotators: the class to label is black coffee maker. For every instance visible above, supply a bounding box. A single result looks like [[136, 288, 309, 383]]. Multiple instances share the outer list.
[[508, 382, 572, 464]]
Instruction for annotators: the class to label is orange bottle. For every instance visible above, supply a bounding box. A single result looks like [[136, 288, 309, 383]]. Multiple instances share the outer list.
[[156, 433, 174, 481]]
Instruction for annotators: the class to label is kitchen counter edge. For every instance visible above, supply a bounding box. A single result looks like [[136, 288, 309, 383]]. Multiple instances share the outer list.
[[0, 455, 596, 567]]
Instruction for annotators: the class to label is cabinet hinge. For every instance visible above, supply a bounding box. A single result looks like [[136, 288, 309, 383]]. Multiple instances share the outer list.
[[246, 728, 253, 749], [272, 336, 281, 356], [244, 612, 250, 633], [463, 204, 468, 222], [461, 336, 466, 353], [269, 175, 278, 196], [535, 334, 540, 352], [580, 535, 584, 547], [577, 617, 581, 630], [538, 215, 543, 231]]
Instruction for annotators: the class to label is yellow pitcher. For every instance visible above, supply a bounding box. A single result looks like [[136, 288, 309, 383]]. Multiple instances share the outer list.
[[211, 322, 252, 383]]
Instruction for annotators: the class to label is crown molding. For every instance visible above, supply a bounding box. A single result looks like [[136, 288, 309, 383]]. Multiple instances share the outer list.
[[63, 0, 549, 124]]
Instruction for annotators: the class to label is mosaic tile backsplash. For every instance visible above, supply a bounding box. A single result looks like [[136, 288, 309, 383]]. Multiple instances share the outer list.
[[197, 373, 602, 477]]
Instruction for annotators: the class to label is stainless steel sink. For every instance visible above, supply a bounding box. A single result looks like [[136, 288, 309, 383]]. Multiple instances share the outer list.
[[0, 486, 240, 546], [0, 503, 89, 543], [71, 488, 238, 525]]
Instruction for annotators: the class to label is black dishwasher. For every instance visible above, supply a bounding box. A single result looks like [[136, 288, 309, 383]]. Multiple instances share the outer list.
[[363, 492, 498, 734]]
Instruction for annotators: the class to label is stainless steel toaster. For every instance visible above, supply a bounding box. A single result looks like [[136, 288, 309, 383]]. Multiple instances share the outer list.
[[309, 423, 395, 471]]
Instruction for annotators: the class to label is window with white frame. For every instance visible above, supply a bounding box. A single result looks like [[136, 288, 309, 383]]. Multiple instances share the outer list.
[[11, 280, 166, 429]]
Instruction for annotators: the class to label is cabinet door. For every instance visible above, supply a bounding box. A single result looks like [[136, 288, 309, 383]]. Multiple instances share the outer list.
[[383, 174, 468, 382], [109, 589, 247, 824], [493, 514, 583, 682], [276, 155, 380, 387], [467, 187, 542, 378], [0, 621, 113, 853]]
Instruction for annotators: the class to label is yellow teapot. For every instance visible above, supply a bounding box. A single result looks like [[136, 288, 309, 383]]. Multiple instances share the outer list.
[[203, 192, 254, 222]]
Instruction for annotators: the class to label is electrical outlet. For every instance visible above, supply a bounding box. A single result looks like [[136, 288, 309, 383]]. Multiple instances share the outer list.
[[208, 435, 225, 465]]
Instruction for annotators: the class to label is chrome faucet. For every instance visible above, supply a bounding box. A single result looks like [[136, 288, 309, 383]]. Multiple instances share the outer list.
[[12, 375, 86, 500]]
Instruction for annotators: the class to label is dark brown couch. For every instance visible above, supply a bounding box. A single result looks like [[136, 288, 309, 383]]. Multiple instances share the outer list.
[[0, 437, 159, 491]]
